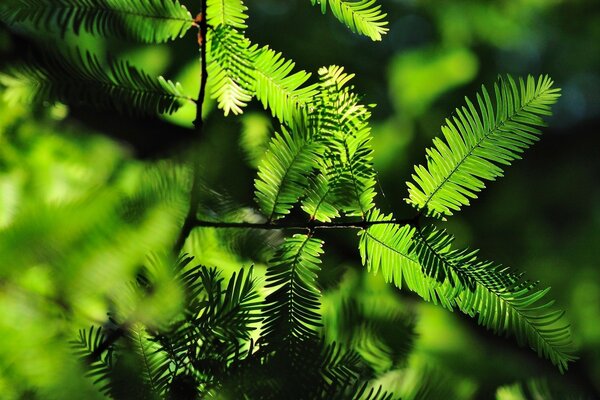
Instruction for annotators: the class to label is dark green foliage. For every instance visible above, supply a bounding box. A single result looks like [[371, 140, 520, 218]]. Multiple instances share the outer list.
[[0, 48, 189, 115], [70, 326, 114, 395], [262, 234, 324, 349], [0, 0, 194, 42]]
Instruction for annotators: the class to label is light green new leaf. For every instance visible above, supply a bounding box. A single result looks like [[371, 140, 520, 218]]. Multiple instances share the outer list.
[[406, 75, 561, 218], [254, 47, 318, 127], [207, 26, 319, 124], [207, 0, 248, 29], [0, 0, 194, 43], [206, 26, 256, 116], [310, 0, 389, 41]]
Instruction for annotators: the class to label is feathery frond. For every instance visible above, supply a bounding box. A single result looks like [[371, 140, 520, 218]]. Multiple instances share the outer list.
[[70, 326, 114, 395], [358, 210, 575, 371], [0, 0, 194, 43], [302, 65, 377, 220], [358, 209, 458, 309], [302, 173, 342, 222], [213, 266, 262, 340], [310, 0, 389, 41], [254, 47, 318, 126], [128, 324, 172, 396], [0, 48, 189, 115], [254, 126, 323, 221], [262, 234, 325, 350], [207, 0, 248, 29], [206, 26, 256, 116], [414, 225, 574, 371], [406, 75, 561, 218]]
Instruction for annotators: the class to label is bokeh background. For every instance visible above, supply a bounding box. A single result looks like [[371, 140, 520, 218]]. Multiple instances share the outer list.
[[0, 0, 598, 398]]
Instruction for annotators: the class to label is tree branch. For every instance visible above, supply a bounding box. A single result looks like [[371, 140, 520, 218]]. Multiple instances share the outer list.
[[190, 216, 421, 231], [192, 4, 208, 131], [175, 2, 208, 254]]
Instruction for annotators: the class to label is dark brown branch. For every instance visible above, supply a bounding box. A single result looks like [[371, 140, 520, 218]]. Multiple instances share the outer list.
[[174, 2, 208, 253], [192, 4, 208, 131], [190, 216, 421, 231]]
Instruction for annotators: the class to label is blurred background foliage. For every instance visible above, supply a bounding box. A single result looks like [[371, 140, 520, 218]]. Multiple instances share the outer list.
[[0, 0, 598, 398]]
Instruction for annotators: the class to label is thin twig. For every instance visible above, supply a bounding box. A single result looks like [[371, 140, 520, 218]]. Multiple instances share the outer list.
[[192, 4, 208, 131], [174, 2, 208, 254], [190, 216, 421, 231]]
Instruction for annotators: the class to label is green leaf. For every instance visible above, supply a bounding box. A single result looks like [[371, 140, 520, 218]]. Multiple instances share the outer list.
[[310, 0, 389, 41], [254, 126, 323, 221], [262, 234, 325, 350], [207, 0, 249, 29], [69, 326, 114, 395], [0, 48, 190, 115], [254, 47, 318, 127], [206, 25, 256, 116], [358, 210, 576, 372], [129, 324, 172, 396], [358, 209, 457, 309], [302, 66, 377, 220], [406, 75, 561, 218], [0, 0, 194, 43]]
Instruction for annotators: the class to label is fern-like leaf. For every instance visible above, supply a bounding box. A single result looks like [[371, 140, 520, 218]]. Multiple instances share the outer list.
[[0, 0, 194, 43], [214, 266, 262, 340], [254, 47, 318, 126], [358, 210, 576, 372], [358, 209, 458, 309], [406, 75, 561, 218], [129, 324, 172, 396], [70, 326, 114, 395], [302, 65, 377, 220], [0, 48, 190, 115], [254, 126, 323, 221], [207, 0, 248, 29], [206, 26, 256, 116], [262, 234, 325, 351], [413, 225, 575, 371], [310, 0, 389, 41]]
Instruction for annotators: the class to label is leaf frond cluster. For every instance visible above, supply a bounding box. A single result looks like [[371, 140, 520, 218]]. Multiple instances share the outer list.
[[0, 0, 194, 43], [406, 75, 561, 217], [310, 0, 389, 41], [207, 0, 249, 30], [262, 234, 325, 350], [206, 25, 317, 123], [358, 209, 575, 371], [302, 66, 377, 220], [0, 48, 189, 115], [254, 126, 323, 221]]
